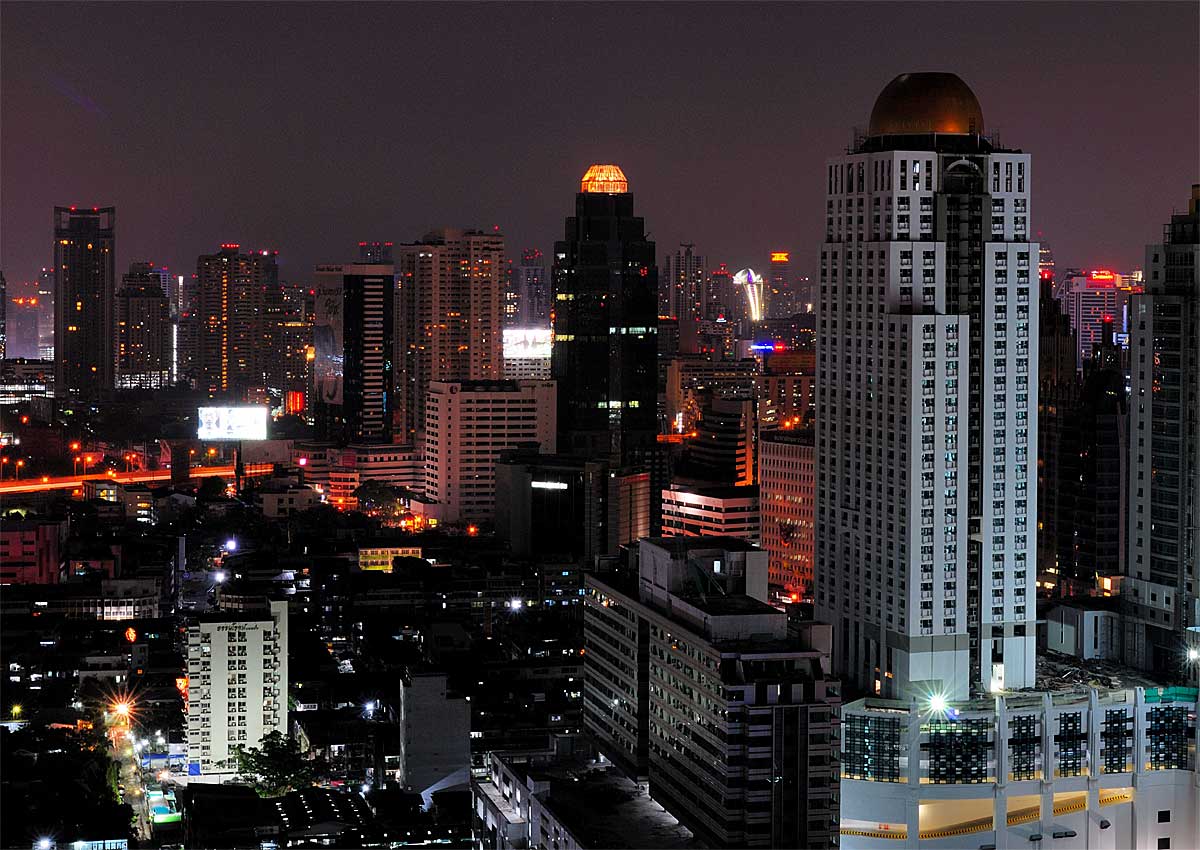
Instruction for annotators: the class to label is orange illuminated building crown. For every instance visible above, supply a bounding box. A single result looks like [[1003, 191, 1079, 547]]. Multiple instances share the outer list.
[[580, 163, 628, 194]]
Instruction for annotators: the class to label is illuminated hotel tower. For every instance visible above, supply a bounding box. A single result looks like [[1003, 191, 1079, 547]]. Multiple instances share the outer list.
[[53, 206, 115, 397], [814, 73, 1038, 700], [551, 164, 658, 465]]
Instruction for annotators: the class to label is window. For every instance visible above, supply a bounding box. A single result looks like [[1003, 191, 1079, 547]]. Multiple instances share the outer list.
[[1157, 839, 1170, 850], [1157, 810, 1171, 824]]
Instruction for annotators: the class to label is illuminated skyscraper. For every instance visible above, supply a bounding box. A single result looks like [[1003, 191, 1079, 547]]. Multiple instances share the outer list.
[[54, 206, 116, 398], [661, 243, 705, 322], [115, 262, 171, 389], [195, 244, 280, 396], [1124, 184, 1200, 670], [767, 251, 794, 318], [394, 228, 505, 441], [37, 267, 54, 359], [0, 270, 6, 359], [703, 262, 735, 320], [551, 164, 658, 464], [815, 73, 1038, 699]]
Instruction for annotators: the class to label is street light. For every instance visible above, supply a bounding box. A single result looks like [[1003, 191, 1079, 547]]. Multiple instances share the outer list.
[[15, 459, 25, 480], [11, 704, 22, 719]]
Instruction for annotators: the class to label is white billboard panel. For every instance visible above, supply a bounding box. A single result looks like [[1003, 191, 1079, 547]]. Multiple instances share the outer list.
[[197, 406, 268, 441], [504, 327, 552, 360]]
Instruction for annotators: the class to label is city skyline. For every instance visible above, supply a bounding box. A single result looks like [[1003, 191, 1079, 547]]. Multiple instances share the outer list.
[[3, 3, 1197, 287]]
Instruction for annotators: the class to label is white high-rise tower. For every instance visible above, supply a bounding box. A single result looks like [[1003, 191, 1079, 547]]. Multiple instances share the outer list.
[[814, 73, 1038, 700]]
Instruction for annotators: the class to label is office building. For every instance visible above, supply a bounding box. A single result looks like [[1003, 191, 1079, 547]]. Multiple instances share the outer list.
[[53, 205, 116, 397], [195, 243, 280, 396], [839, 685, 1198, 849], [1037, 274, 1081, 585], [814, 73, 1038, 699], [0, 516, 67, 584], [115, 262, 171, 389], [398, 672, 470, 803], [665, 354, 760, 434], [551, 164, 658, 466], [1124, 185, 1200, 671], [1064, 269, 1141, 366], [680, 397, 756, 486], [271, 281, 313, 409], [756, 349, 816, 430], [5, 293, 41, 360], [395, 228, 505, 442], [36, 267, 55, 360], [358, 240, 394, 263], [661, 243, 705, 322], [767, 250, 793, 318], [185, 598, 288, 779], [325, 443, 422, 510], [703, 262, 735, 320], [584, 537, 841, 848], [660, 484, 760, 541], [419, 379, 556, 523], [760, 428, 816, 600], [0, 270, 5, 359], [312, 263, 395, 444], [1057, 324, 1126, 591], [506, 248, 550, 328], [495, 448, 650, 561]]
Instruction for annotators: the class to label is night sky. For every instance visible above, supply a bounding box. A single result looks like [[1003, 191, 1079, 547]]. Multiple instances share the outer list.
[[2, 2, 1196, 288]]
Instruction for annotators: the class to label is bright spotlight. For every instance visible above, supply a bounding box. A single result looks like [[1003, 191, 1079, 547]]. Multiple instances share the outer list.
[[224, 538, 237, 552], [37, 839, 52, 850], [928, 694, 948, 715], [1188, 648, 1200, 662], [114, 702, 130, 717], [213, 571, 227, 584]]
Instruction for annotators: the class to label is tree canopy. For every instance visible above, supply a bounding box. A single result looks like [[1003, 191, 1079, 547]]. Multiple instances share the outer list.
[[233, 730, 316, 796]]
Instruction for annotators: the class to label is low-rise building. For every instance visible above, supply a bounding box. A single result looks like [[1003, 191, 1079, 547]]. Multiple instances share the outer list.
[[472, 743, 693, 850], [254, 481, 318, 518], [0, 516, 66, 584]]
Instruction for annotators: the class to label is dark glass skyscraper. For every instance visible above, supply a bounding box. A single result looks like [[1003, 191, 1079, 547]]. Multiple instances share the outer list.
[[53, 206, 115, 397], [313, 263, 395, 445], [551, 164, 658, 465]]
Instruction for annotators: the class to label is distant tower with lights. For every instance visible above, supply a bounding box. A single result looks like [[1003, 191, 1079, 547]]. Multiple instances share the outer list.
[[814, 73, 1039, 700], [767, 251, 794, 318], [53, 206, 116, 397], [115, 262, 171, 389], [661, 243, 705, 322], [393, 228, 505, 442], [194, 243, 280, 397], [551, 164, 659, 465]]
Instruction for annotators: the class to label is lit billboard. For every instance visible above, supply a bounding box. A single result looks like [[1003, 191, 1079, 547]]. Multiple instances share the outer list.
[[504, 327, 552, 360], [197, 406, 268, 441]]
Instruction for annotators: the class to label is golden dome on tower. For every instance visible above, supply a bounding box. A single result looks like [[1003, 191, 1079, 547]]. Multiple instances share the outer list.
[[580, 163, 629, 194], [868, 73, 984, 136]]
